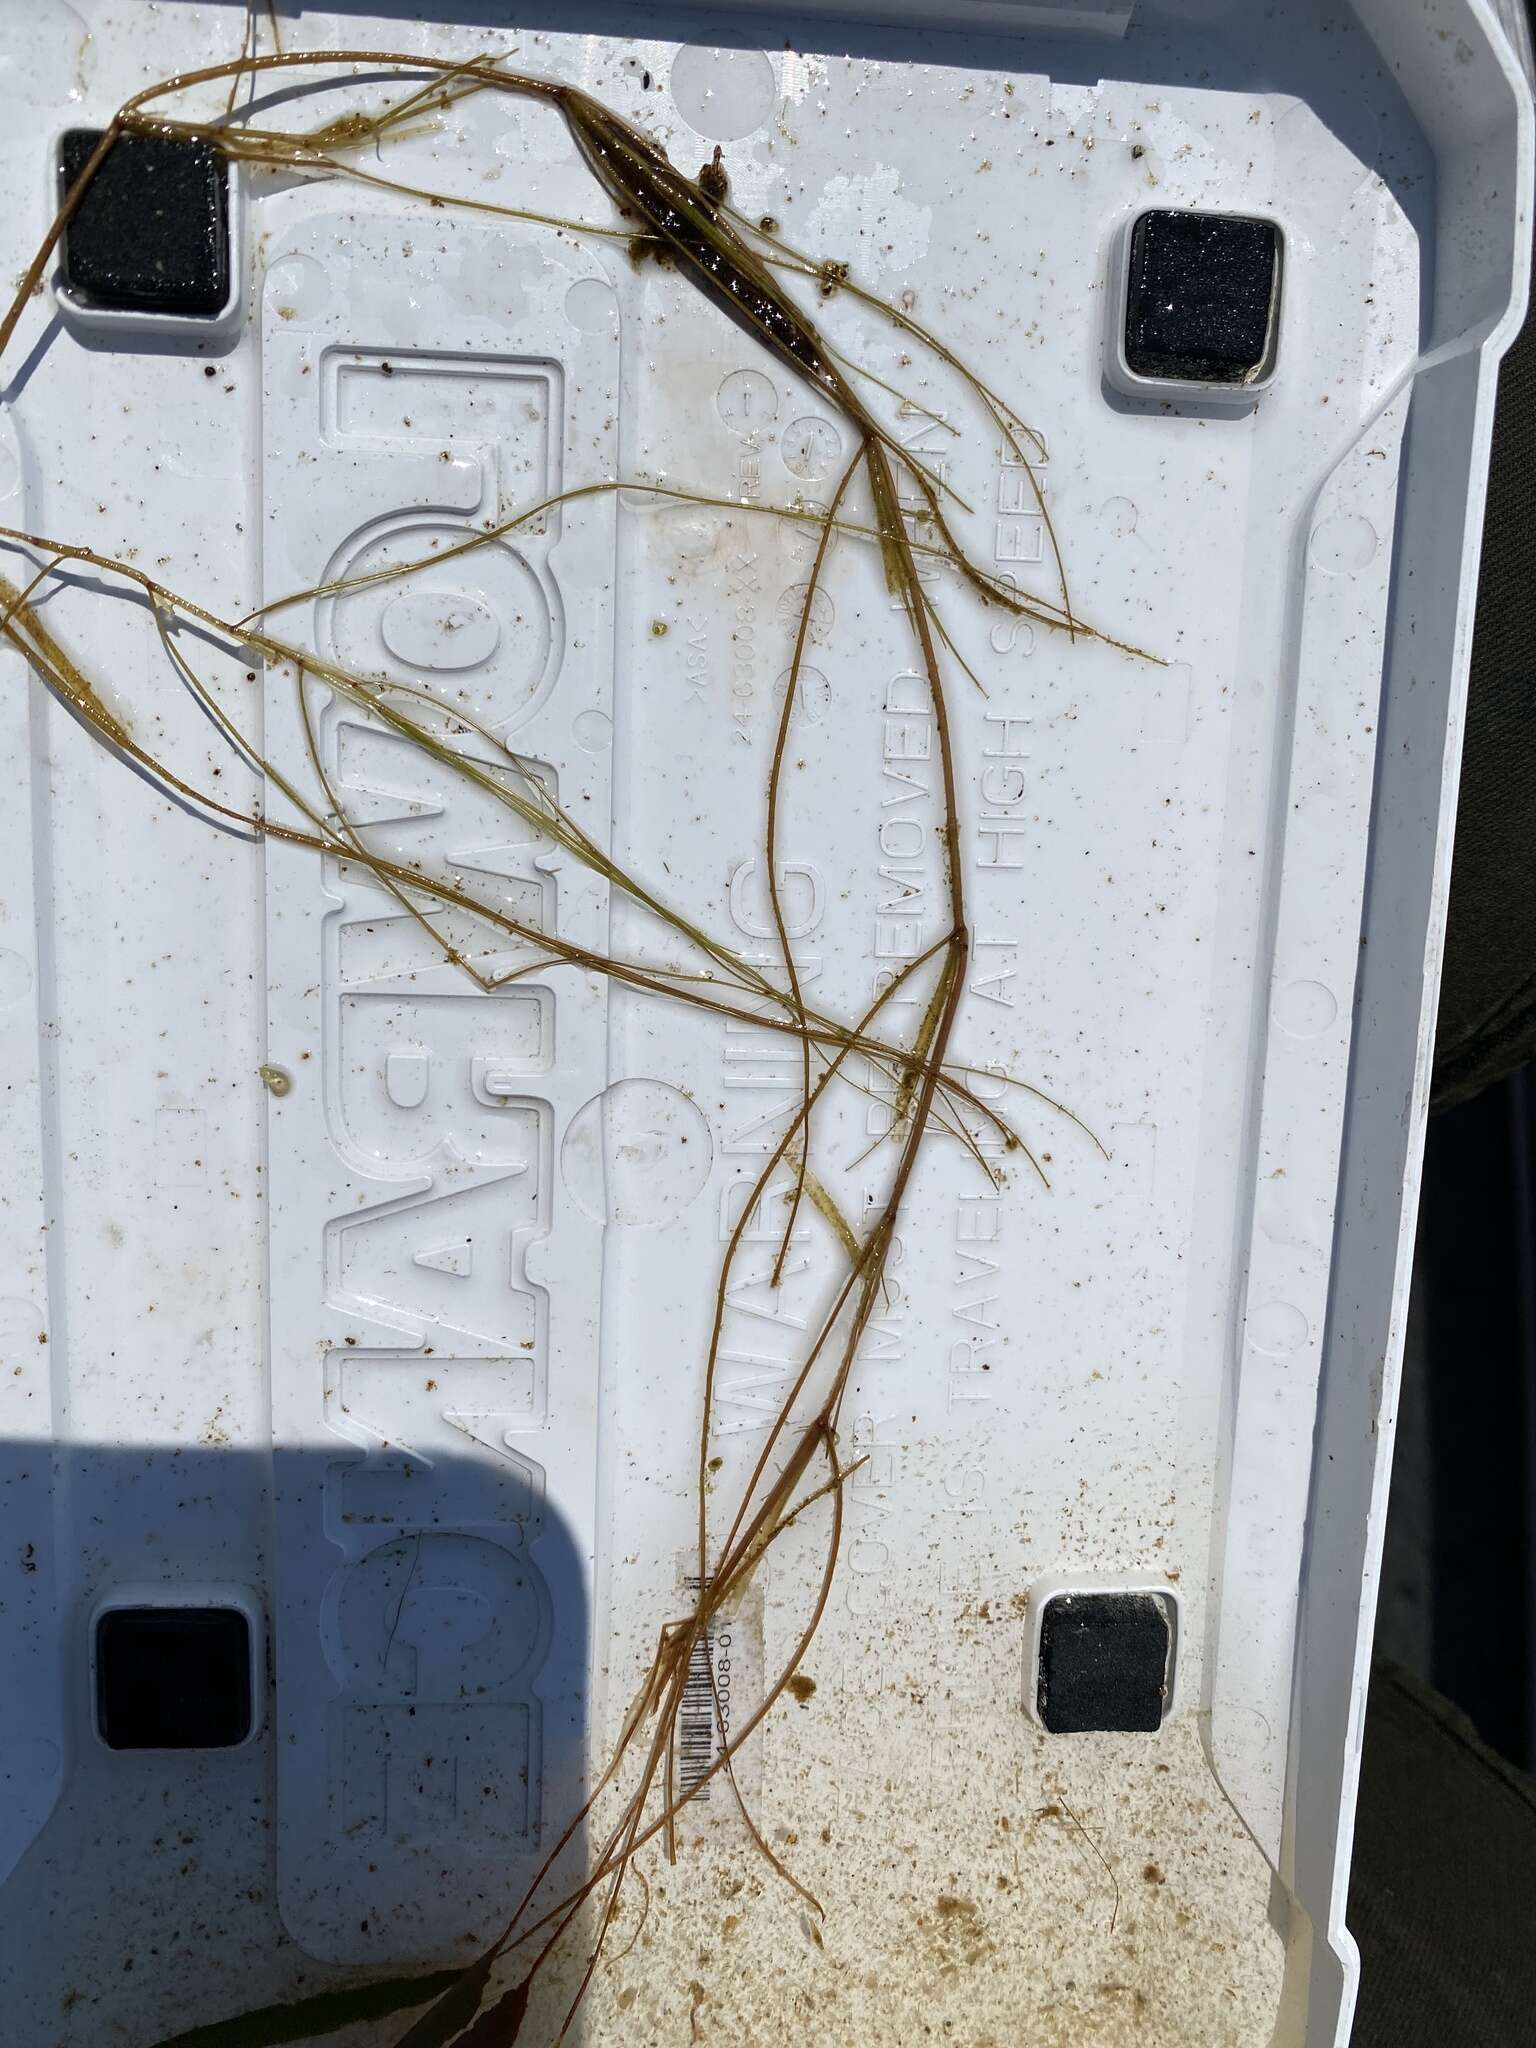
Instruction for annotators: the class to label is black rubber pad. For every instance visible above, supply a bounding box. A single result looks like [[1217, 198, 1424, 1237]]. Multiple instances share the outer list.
[[96, 1606, 253, 1749], [1037, 1591, 1171, 1733], [1124, 210, 1281, 385], [60, 129, 230, 318]]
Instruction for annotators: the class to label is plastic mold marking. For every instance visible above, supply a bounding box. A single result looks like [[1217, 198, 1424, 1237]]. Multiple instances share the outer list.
[[261, 213, 618, 1962]]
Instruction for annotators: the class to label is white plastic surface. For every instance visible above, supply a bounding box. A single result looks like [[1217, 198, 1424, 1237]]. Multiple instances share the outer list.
[[0, 4, 1528, 2045]]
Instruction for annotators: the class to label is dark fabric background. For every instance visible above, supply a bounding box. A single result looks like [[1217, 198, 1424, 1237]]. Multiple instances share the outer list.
[[1349, 14, 1536, 2037], [1351, 1666, 1536, 2045], [1432, 246, 1536, 1108]]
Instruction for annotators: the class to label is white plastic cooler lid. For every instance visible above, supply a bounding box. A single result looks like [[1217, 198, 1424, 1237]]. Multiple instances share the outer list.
[[0, 3, 1529, 2044]]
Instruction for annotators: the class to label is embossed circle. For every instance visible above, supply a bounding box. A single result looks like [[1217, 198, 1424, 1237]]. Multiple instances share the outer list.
[[772, 664, 833, 727], [671, 45, 776, 141], [561, 1080, 713, 1228], [1101, 495, 1138, 538], [782, 416, 844, 482], [323, 519, 555, 732], [0, 946, 32, 1010], [380, 588, 501, 673], [776, 583, 834, 643], [0, 1297, 46, 1357], [564, 277, 617, 333], [1309, 513, 1379, 577], [717, 369, 778, 438], [1274, 979, 1339, 1038], [264, 252, 332, 324], [1247, 1300, 1309, 1358]]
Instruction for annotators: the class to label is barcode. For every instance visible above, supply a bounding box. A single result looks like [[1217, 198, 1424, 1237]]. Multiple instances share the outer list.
[[672, 1566, 758, 1827], [678, 1616, 718, 1803]]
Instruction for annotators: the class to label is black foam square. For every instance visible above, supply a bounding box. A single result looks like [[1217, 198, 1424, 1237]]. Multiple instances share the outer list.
[[1037, 1592, 1171, 1734], [1124, 210, 1281, 385], [96, 1606, 253, 1749], [60, 129, 230, 318]]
